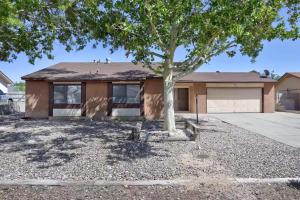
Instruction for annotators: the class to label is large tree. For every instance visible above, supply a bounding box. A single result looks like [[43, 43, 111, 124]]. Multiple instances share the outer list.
[[1, 1, 299, 134], [66, 0, 298, 134]]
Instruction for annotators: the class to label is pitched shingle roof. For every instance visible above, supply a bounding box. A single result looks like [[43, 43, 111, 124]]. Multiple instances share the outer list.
[[277, 72, 300, 83], [0, 71, 13, 86], [288, 72, 300, 78], [22, 62, 276, 83]]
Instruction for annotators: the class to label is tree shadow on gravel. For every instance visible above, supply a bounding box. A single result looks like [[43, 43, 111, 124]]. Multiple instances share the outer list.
[[0, 119, 169, 168], [105, 140, 170, 165]]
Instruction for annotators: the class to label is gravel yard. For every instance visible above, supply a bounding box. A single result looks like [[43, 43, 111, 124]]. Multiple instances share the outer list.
[[195, 117, 300, 178], [0, 114, 299, 181], [1, 183, 300, 200], [1, 114, 300, 199]]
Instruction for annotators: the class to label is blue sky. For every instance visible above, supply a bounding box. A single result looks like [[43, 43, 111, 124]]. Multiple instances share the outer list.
[[0, 39, 299, 82]]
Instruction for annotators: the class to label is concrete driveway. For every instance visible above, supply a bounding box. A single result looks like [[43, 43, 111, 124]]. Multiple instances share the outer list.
[[210, 112, 300, 148]]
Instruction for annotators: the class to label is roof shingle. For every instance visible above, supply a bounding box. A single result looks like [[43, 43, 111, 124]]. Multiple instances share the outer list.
[[21, 62, 276, 83]]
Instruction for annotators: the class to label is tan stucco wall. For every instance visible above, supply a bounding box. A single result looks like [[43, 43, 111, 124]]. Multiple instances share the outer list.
[[25, 81, 49, 118], [144, 79, 164, 119], [276, 75, 300, 110], [191, 83, 207, 113], [276, 75, 300, 91], [264, 83, 275, 113], [85, 82, 108, 119]]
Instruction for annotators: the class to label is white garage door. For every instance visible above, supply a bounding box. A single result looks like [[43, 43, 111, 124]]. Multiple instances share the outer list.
[[207, 88, 262, 113]]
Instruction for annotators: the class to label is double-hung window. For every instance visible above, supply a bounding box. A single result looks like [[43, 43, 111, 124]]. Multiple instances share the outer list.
[[112, 84, 140, 104], [54, 85, 81, 104]]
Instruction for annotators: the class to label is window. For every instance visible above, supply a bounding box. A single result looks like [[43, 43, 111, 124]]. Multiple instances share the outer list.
[[54, 85, 81, 104], [113, 84, 140, 104]]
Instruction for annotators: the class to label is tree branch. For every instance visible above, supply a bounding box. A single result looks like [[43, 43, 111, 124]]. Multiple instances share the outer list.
[[148, 50, 165, 59], [144, 1, 166, 50], [174, 41, 236, 80]]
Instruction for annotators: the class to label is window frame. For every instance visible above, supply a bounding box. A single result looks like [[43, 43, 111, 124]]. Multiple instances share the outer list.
[[112, 84, 141, 107], [53, 84, 82, 108]]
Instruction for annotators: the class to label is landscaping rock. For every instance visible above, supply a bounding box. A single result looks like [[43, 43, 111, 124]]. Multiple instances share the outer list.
[[0, 114, 299, 182]]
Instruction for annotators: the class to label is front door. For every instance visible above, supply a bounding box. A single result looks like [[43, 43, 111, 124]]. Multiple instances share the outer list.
[[174, 88, 189, 111]]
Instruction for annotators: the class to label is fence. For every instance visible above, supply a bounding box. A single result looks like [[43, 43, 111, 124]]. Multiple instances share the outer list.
[[276, 89, 300, 111], [0, 92, 25, 113]]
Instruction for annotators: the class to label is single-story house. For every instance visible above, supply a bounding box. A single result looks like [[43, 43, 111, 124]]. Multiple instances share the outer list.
[[276, 72, 300, 111], [21, 62, 276, 119], [0, 70, 13, 94]]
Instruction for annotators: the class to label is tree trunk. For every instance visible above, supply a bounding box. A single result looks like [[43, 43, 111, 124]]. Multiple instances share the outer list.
[[163, 67, 176, 134]]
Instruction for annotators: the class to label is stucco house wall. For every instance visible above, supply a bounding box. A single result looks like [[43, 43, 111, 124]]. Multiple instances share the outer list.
[[24, 79, 276, 119], [144, 79, 164, 120], [276, 74, 300, 111], [264, 83, 276, 113], [25, 81, 49, 118], [85, 82, 108, 119]]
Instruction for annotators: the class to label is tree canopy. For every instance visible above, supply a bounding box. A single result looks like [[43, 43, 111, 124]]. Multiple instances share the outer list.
[[63, 0, 299, 132], [1, 0, 299, 67], [61, 0, 299, 78], [1, 0, 299, 132], [0, 0, 86, 63]]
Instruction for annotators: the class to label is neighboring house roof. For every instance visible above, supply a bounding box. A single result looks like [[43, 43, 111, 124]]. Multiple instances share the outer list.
[[277, 72, 300, 83], [0, 71, 13, 86], [22, 62, 276, 83]]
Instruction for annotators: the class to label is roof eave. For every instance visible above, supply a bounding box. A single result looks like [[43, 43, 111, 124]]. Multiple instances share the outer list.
[[0, 72, 14, 85]]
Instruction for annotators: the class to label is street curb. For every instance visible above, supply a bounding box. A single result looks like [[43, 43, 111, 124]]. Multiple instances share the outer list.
[[0, 178, 299, 186]]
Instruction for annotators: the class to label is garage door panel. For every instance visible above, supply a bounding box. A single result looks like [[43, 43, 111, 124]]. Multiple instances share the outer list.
[[207, 88, 262, 113]]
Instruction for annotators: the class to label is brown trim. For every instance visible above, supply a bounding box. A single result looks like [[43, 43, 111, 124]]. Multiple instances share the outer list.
[[53, 104, 81, 109], [206, 86, 265, 89], [140, 81, 144, 116], [22, 78, 149, 82], [22, 77, 276, 83], [49, 82, 53, 116], [50, 83, 85, 114], [262, 87, 264, 113], [107, 82, 113, 116], [112, 103, 140, 108], [81, 82, 86, 116], [53, 83, 82, 86], [206, 87, 208, 113], [110, 83, 142, 113], [176, 81, 277, 83]]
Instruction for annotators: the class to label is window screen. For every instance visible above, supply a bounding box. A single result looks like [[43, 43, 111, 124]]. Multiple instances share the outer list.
[[112, 84, 140, 104], [53, 85, 81, 104]]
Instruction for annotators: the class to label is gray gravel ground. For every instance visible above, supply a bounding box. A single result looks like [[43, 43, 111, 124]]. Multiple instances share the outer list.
[[0, 183, 300, 200], [0, 114, 300, 199], [195, 117, 300, 178], [0, 115, 299, 181]]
